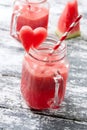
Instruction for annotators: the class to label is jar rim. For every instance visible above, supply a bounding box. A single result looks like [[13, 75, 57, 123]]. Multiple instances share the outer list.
[[15, 0, 47, 4], [28, 34, 67, 63], [27, 0, 47, 4]]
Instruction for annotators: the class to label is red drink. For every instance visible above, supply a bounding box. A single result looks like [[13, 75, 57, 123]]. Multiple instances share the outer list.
[[21, 35, 69, 110], [16, 5, 49, 31], [10, 0, 49, 40]]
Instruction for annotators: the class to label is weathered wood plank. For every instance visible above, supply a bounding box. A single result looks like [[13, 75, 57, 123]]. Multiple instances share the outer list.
[[0, 74, 87, 122], [0, 107, 87, 130], [0, 29, 24, 77], [0, 5, 12, 31], [0, 0, 12, 6]]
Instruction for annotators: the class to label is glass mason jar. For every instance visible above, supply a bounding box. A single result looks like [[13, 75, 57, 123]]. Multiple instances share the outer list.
[[21, 35, 69, 110], [10, 0, 49, 40]]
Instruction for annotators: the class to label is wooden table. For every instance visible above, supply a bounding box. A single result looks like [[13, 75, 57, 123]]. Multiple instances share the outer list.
[[0, 0, 87, 129]]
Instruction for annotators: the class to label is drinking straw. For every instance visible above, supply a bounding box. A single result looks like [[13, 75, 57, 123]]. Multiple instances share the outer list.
[[50, 15, 82, 55]]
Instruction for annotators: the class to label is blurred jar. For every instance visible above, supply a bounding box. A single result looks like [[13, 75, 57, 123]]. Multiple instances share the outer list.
[[10, 0, 49, 40]]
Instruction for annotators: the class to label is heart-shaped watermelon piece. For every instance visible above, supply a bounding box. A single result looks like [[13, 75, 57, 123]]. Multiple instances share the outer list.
[[19, 26, 47, 52], [19, 26, 34, 52], [33, 27, 47, 48]]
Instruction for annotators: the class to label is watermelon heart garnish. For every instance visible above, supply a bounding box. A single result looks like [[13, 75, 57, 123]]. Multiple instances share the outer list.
[[33, 27, 47, 48], [19, 26, 34, 52], [19, 26, 47, 52]]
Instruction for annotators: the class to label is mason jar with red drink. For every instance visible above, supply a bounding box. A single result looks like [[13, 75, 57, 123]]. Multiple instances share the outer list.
[[21, 35, 69, 110]]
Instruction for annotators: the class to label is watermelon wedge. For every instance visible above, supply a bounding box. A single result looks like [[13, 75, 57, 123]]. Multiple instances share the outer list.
[[56, 0, 81, 39]]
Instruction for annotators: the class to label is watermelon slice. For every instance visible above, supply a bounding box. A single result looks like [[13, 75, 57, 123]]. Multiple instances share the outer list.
[[56, 0, 81, 39]]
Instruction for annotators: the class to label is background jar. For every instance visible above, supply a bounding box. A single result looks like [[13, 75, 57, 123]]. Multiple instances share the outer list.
[[10, 0, 50, 40]]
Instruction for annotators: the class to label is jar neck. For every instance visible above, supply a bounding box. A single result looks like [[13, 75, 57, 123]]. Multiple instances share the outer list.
[[25, 0, 47, 4], [28, 35, 67, 63], [15, 0, 47, 4]]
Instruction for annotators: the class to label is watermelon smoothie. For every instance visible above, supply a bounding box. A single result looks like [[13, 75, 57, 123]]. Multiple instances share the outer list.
[[21, 35, 69, 110], [16, 5, 49, 31], [10, 0, 49, 39]]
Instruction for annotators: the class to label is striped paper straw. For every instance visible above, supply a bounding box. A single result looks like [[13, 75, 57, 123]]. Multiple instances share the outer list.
[[50, 14, 82, 54]]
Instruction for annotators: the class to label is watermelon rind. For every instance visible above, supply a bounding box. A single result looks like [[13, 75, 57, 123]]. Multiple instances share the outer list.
[[56, 0, 81, 40], [56, 29, 81, 39]]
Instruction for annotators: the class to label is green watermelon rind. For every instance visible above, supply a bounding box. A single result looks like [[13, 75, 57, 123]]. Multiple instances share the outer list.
[[56, 29, 81, 39]]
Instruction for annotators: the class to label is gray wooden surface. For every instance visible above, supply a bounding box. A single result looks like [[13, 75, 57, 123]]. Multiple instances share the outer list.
[[0, 0, 87, 129]]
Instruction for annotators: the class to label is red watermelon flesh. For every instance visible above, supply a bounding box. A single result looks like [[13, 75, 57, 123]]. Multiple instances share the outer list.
[[19, 26, 47, 52], [56, 0, 81, 39]]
